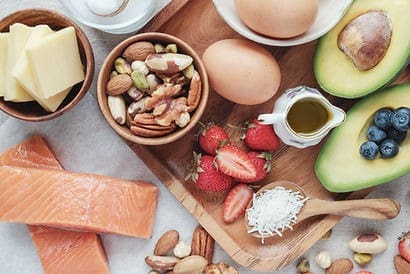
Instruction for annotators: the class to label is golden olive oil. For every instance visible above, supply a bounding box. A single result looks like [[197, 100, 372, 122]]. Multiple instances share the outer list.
[[287, 99, 330, 134]]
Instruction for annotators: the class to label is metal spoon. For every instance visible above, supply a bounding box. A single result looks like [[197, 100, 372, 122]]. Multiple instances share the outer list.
[[245, 181, 401, 239]]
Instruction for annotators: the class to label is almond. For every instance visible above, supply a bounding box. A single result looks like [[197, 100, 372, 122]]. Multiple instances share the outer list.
[[173, 255, 208, 274], [154, 230, 180, 256], [394, 255, 410, 274], [325, 258, 353, 274], [145, 255, 179, 271], [122, 41, 154, 62], [191, 225, 215, 263], [106, 74, 133, 96]]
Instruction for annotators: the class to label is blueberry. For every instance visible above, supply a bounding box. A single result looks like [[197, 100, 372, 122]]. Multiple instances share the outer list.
[[390, 107, 410, 132], [387, 128, 407, 144], [379, 139, 399, 158], [374, 108, 392, 130], [367, 125, 387, 144], [359, 141, 379, 160]]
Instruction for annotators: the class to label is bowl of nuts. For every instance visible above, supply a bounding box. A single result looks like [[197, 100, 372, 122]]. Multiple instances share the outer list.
[[97, 32, 209, 145]]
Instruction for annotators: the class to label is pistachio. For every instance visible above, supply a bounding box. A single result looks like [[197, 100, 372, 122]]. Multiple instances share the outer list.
[[315, 251, 332, 269], [154, 43, 165, 53], [296, 258, 310, 273], [131, 60, 149, 75], [123, 41, 154, 62], [115, 57, 132, 74], [108, 95, 126, 125], [128, 97, 148, 117], [182, 64, 195, 80], [349, 233, 387, 254], [165, 43, 178, 53], [127, 86, 144, 101], [145, 53, 193, 75], [146, 74, 159, 93], [106, 74, 133, 96], [353, 252, 372, 265], [110, 70, 118, 79], [173, 241, 191, 259], [131, 71, 149, 92]]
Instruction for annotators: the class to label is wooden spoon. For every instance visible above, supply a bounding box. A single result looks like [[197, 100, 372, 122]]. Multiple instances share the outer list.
[[245, 181, 401, 239]]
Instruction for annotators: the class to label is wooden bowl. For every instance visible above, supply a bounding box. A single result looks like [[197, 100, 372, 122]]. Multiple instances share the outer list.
[[97, 32, 209, 146], [0, 9, 94, 122]]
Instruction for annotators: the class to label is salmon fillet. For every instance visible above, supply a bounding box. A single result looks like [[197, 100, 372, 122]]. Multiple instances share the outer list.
[[0, 165, 158, 238], [0, 136, 110, 274]]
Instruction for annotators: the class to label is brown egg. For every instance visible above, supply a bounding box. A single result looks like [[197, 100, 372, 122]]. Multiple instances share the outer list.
[[234, 0, 319, 38], [202, 39, 281, 105]]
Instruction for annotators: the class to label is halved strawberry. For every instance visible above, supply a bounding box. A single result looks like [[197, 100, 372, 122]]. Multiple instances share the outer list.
[[398, 231, 410, 263], [238, 151, 272, 183], [186, 152, 232, 192], [198, 122, 230, 155], [223, 183, 253, 223], [215, 145, 257, 180]]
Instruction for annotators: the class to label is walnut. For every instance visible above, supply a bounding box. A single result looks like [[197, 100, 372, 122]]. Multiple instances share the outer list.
[[187, 70, 201, 112], [145, 84, 182, 110], [155, 97, 189, 127], [204, 262, 238, 274]]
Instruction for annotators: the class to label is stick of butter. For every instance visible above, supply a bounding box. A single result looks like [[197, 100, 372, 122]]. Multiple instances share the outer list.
[[26, 27, 85, 99], [0, 33, 8, 97], [12, 25, 70, 112], [4, 23, 34, 102]]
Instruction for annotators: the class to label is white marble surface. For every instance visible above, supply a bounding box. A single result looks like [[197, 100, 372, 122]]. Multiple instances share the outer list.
[[0, 1, 409, 274]]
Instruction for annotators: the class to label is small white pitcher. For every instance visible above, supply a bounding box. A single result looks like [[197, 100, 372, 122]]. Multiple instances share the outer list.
[[258, 86, 346, 148]]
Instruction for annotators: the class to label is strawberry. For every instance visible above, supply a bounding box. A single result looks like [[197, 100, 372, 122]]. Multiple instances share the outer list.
[[215, 145, 257, 180], [223, 183, 253, 223], [186, 152, 232, 192], [238, 151, 272, 183], [242, 119, 280, 151], [198, 123, 230, 155], [398, 231, 410, 263]]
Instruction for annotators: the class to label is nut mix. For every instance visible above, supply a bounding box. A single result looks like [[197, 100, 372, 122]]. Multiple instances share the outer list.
[[106, 41, 202, 138]]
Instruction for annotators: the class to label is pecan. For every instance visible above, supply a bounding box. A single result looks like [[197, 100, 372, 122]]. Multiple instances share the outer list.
[[191, 226, 215, 264], [130, 124, 176, 137], [187, 70, 201, 112]]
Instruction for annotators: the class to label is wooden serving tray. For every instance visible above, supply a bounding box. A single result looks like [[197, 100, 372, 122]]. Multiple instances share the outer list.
[[129, 0, 410, 271]]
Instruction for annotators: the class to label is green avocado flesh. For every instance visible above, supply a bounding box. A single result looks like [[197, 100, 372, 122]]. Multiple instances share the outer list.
[[314, 0, 410, 98], [315, 84, 410, 193]]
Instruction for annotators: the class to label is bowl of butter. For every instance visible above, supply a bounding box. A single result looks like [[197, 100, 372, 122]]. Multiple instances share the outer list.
[[0, 9, 94, 121]]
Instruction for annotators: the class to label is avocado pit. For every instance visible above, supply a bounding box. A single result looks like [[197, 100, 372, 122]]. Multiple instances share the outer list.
[[338, 10, 392, 71]]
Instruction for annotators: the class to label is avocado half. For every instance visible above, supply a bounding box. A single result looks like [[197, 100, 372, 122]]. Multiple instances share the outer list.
[[314, 0, 410, 98], [315, 84, 410, 193]]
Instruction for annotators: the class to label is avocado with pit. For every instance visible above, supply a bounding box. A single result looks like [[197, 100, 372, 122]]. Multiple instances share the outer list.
[[314, 0, 410, 98], [315, 84, 410, 193]]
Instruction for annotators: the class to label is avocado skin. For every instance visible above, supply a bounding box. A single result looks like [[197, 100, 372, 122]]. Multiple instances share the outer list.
[[315, 84, 410, 193], [314, 0, 410, 98]]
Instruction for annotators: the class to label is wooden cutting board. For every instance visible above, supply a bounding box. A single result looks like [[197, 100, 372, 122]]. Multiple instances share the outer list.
[[128, 0, 410, 271]]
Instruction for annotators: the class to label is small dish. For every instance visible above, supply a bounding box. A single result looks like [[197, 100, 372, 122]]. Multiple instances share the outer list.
[[0, 9, 94, 122], [97, 32, 209, 146], [59, 0, 156, 34], [212, 0, 353, 46]]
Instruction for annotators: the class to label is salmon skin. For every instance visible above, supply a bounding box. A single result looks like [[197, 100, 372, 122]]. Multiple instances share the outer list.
[[0, 165, 158, 238], [0, 136, 110, 274]]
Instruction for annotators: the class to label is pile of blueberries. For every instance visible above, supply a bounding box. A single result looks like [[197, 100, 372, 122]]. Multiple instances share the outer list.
[[360, 107, 410, 160]]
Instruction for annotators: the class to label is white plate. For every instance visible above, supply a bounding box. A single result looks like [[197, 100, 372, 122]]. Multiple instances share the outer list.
[[212, 0, 353, 47]]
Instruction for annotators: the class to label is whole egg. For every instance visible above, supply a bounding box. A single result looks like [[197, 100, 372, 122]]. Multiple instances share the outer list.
[[202, 39, 281, 105], [234, 0, 319, 38]]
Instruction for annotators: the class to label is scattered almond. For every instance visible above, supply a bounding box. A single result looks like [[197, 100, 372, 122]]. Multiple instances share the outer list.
[[106, 74, 133, 96], [123, 41, 154, 62], [145, 255, 179, 272], [325, 258, 353, 274], [173, 255, 208, 274], [191, 225, 215, 263], [394, 255, 410, 274], [154, 230, 180, 256]]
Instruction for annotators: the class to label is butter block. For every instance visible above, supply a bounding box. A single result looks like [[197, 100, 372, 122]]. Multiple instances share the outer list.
[[12, 25, 69, 112], [4, 23, 34, 102], [26, 27, 85, 98], [0, 33, 9, 97]]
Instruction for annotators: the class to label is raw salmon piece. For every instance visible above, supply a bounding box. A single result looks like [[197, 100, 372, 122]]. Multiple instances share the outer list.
[[0, 166, 158, 238], [0, 135, 110, 274]]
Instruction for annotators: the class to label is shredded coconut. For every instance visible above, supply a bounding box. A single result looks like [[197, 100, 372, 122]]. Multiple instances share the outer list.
[[246, 186, 309, 243]]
